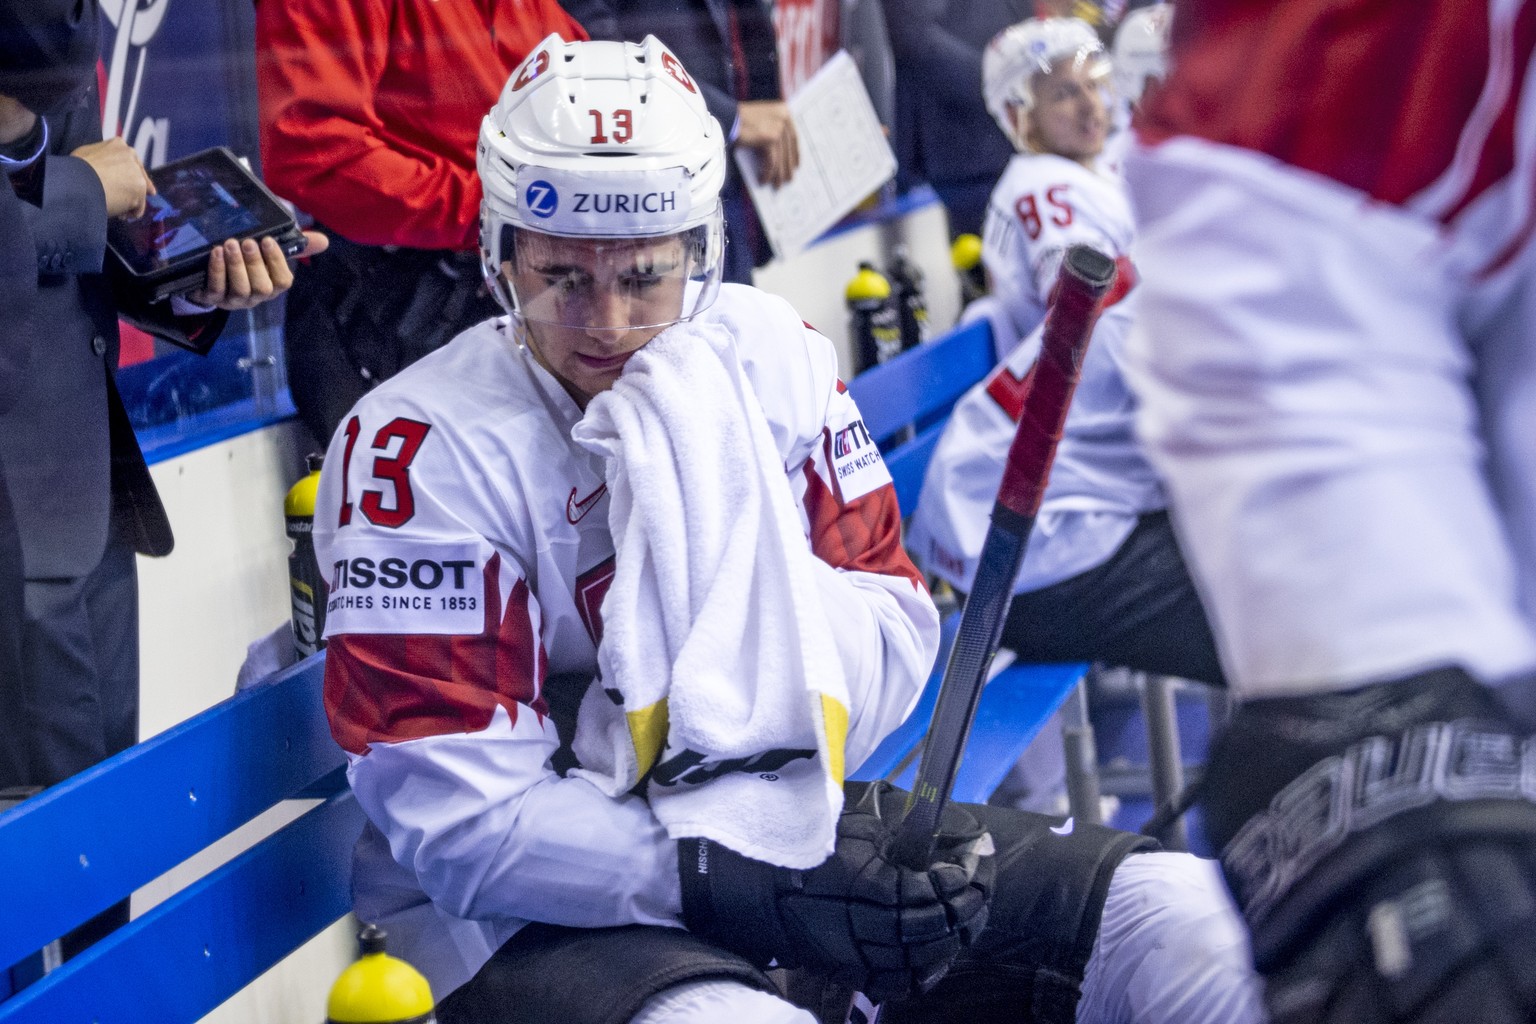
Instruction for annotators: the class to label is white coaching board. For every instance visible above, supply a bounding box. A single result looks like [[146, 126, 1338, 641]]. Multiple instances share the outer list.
[[736, 50, 898, 261]]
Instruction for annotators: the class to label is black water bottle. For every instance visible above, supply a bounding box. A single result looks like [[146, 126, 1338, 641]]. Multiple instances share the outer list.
[[887, 244, 930, 353], [285, 453, 327, 659], [847, 261, 902, 374]]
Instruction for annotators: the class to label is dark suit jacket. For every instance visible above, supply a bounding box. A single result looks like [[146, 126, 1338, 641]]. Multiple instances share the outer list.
[[883, 0, 1027, 198], [565, 0, 781, 133], [0, 174, 33, 414], [4, 81, 225, 579], [563, 0, 781, 273], [0, 173, 33, 698]]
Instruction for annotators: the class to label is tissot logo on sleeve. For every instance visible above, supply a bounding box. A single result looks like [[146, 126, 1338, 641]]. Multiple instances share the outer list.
[[323, 539, 488, 636]]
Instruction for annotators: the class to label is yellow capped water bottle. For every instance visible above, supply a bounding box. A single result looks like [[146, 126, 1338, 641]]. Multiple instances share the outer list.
[[951, 233, 987, 307], [286, 453, 327, 659], [326, 924, 436, 1024], [846, 261, 901, 374]]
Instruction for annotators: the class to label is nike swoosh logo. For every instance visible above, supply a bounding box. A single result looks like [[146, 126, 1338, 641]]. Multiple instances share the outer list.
[[1050, 817, 1075, 836], [566, 484, 607, 525]]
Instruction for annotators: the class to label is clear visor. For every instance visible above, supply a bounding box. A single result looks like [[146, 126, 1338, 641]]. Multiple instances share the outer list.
[[1026, 50, 1112, 100], [501, 219, 723, 332], [1010, 55, 1115, 142]]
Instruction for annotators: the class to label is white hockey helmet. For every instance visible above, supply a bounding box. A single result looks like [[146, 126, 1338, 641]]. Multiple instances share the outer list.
[[983, 17, 1110, 149], [1112, 3, 1172, 106], [477, 34, 728, 330]]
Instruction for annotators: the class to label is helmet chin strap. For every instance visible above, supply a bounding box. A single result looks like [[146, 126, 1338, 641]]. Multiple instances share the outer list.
[[504, 316, 576, 405], [501, 313, 531, 352]]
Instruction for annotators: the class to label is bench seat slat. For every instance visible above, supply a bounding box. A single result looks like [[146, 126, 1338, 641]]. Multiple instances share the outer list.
[[851, 612, 1086, 804], [0, 791, 362, 1024], [0, 653, 344, 969], [953, 661, 1086, 799], [880, 424, 944, 522], [845, 319, 995, 446]]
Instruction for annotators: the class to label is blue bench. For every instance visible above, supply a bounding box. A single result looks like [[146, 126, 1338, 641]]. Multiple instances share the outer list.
[[0, 653, 358, 1023], [844, 320, 1091, 803]]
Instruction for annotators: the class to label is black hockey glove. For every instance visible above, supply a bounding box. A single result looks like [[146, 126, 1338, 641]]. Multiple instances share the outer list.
[[1199, 667, 1536, 1024], [678, 779, 994, 1002]]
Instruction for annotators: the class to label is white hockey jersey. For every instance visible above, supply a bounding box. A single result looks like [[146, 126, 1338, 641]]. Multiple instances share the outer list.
[[313, 284, 940, 998], [981, 152, 1136, 356], [907, 295, 1167, 595]]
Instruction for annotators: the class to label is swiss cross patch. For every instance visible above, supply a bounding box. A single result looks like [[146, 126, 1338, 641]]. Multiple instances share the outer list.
[[513, 50, 549, 91], [661, 50, 697, 93]]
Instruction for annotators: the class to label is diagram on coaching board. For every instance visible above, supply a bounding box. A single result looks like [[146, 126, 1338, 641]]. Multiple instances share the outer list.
[[736, 50, 897, 261]]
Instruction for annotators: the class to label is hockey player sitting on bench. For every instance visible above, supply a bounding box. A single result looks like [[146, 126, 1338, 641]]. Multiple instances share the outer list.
[[910, 17, 1223, 690], [964, 17, 1133, 363], [313, 35, 1261, 1024]]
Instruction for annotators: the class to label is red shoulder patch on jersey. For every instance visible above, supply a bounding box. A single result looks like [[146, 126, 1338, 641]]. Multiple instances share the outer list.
[[800, 460, 924, 588], [1103, 254, 1138, 308], [985, 360, 1037, 424], [324, 555, 547, 754]]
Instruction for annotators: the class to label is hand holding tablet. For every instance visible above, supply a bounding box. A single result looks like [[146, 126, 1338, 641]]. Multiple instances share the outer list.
[[107, 146, 323, 303]]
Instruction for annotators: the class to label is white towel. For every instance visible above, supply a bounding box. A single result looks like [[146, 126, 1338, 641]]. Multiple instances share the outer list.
[[569, 320, 849, 868]]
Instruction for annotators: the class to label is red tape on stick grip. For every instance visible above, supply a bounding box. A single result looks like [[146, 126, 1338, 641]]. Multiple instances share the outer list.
[[994, 246, 1117, 519]]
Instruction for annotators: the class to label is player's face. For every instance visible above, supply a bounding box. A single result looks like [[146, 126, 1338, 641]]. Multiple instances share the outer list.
[[1026, 60, 1110, 165], [506, 231, 690, 408]]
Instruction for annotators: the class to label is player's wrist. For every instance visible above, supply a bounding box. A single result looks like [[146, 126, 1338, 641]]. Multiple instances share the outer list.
[[677, 837, 796, 967], [0, 96, 36, 146], [0, 110, 45, 169]]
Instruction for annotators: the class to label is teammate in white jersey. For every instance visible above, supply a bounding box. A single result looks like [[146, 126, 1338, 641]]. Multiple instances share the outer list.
[[1100, 3, 1171, 175], [314, 35, 1261, 1024], [1125, 2, 1536, 1021], [914, 15, 1219, 685], [977, 17, 1135, 359], [909, 293, 1222, 686]]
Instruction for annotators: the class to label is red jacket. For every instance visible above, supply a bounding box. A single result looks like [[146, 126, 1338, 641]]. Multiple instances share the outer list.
[[256, 0, 586, 251]]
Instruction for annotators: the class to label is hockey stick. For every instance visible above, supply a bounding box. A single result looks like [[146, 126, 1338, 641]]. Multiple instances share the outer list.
[[892, 244, 1117, 867]]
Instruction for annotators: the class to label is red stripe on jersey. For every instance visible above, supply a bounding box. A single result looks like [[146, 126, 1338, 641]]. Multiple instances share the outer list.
[[994, 257, 1132, 422], [1139, 0, 1529, 217], [324, 553, 547, 754], [1103, 255, 1138, 308], [574, 555, 616, 646], [1479, 191, 1536, 278], [985, 360, 1037, 424], [801, 453, 926, 589], [1439, 2, 1536, 226]]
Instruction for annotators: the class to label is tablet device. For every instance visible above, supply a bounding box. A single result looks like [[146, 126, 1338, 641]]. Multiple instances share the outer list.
[[107, 146, 307, 303]]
